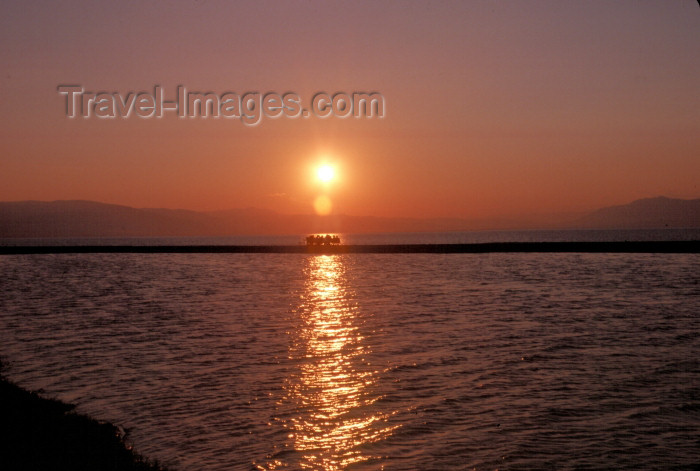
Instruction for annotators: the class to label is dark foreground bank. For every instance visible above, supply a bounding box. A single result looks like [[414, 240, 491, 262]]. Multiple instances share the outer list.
[[0, 363, 168, 471], [1, 240, 699, 254]]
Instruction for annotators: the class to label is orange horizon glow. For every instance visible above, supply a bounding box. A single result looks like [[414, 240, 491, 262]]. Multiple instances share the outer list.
[[1, 1, 699, 221]]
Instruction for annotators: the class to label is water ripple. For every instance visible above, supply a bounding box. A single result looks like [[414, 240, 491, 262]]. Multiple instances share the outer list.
[[1, 252, 699, 470]]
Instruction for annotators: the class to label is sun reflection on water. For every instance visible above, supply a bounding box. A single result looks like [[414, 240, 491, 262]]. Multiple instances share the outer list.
[[258, 255, 398, 470]]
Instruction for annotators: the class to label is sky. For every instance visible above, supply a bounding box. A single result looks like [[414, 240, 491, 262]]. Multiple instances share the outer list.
[[1, 0, 699, 220]]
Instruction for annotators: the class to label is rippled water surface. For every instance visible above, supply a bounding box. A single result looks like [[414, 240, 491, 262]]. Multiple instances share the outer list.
[[1, 252, 699, 470]]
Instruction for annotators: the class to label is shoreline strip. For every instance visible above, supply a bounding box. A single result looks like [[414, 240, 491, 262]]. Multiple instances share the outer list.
[[1, 241, 699, 254], [0, 362, 168, 471]]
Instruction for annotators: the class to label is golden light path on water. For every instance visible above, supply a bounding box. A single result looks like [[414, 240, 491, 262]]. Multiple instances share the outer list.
[[259, 255, 399, 470]]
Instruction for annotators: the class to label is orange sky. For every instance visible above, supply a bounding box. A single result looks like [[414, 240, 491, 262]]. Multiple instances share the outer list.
[[1, 1, 699, 219]]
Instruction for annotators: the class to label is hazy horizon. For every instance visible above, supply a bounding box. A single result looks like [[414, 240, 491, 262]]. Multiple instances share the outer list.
[[1, 196, 699, 239], [2, 193, 697, 215]]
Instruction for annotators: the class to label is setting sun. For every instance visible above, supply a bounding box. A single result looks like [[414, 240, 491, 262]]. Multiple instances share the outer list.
[[317, 165, 335, 183]]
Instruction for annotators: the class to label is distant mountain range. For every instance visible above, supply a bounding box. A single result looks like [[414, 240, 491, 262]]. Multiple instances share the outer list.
[[0, 196, 698, 238], [577, 196, 700, 229]]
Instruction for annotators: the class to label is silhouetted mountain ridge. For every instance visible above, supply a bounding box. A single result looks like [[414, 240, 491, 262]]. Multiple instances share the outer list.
[[0, 200, 218, 237], [577, 196, 700, 229], [0, 196, 698, 238]]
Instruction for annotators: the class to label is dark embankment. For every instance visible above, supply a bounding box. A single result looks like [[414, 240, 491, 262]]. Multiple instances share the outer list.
[[0, 363, 168, 471], [0, 240, 699, 254]]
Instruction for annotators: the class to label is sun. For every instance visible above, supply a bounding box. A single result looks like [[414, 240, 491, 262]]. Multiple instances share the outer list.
[[317, 165, 335, 182]]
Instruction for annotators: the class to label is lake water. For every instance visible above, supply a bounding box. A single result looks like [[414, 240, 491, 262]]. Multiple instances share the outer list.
[[1, 232, 699, 470]]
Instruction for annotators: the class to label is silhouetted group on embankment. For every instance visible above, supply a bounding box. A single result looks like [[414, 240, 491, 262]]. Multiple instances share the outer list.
[[305, 234, 341, 246]]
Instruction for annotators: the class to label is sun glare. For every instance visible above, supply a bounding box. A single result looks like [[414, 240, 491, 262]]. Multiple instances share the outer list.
[[317, 165, 335, 182], [313, 195, 332, 215]]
